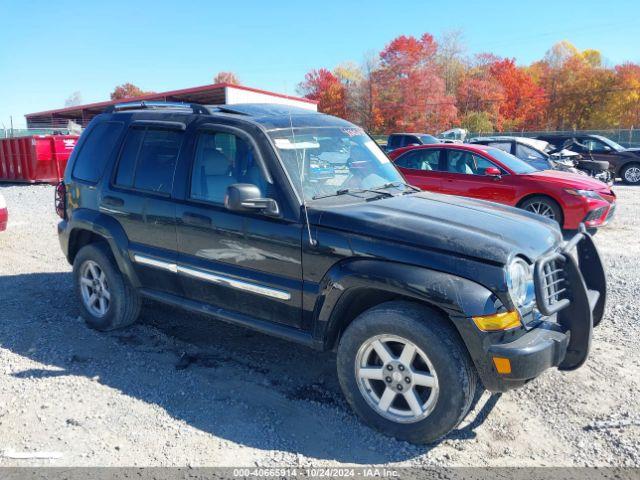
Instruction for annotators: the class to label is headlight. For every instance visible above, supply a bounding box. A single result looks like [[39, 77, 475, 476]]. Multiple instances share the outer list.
[[506, 258, 534, 309], [564, 189, 604, 201]]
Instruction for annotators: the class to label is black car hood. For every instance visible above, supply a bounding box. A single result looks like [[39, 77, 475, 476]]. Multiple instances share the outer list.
[[621, 148, 640, 157], [310, 192, 562, 265]]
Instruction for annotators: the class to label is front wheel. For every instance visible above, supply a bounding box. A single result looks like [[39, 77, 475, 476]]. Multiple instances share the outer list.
[[519, 196, 564, 226], [337, 301, 478, 444], [621, 163, 640, 185]]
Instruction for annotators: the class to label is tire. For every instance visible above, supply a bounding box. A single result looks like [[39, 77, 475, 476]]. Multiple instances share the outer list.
[[519, 195, 564, 226], [336, 301, 478, 444], [621, 163, 640, 185], [73, 242, 141, 331]]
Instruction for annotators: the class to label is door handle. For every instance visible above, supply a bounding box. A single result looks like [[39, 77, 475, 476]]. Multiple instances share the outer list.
[[182, 212, 212, 227], [102, 196, 124, 207]]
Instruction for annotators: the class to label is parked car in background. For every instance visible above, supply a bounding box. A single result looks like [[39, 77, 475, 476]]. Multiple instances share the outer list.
[[468, 135, 612, 183], [437, 128, 468, 143], [56, 101, 606, 444], [389, 143, 616, 231], [469, 136, 556, 171], [384, 133, 440, 152], [537, 134, 640, 184], [0, 192, 7, 231]]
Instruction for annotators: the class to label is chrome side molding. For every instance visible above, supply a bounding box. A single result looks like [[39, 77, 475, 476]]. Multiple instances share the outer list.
[[131, 254, 290, 301]]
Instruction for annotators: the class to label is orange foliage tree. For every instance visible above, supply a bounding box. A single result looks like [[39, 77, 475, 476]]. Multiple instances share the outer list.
[[110, 83, 155, 101], [372, 33, 457, 133], [297, 68, 346, 118]]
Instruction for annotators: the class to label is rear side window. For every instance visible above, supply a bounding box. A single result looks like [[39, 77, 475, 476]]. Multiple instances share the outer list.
[[395, 150, 442, 171], [114, 127, 183, 194], [72, 122, 124, 183]]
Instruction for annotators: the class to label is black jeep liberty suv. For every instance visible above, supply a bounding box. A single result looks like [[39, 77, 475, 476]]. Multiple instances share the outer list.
[[56, 102, 606, 443]]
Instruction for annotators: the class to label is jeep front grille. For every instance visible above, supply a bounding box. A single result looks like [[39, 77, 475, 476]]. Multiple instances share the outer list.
[[534, 253, 570, 316]]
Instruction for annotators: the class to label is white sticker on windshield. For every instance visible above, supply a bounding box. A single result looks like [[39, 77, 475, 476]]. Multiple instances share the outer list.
[[364, 139, 390, 164], [274, 138, 320, 149]]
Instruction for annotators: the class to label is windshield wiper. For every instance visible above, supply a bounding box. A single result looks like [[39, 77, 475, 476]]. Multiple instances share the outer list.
[[376, 181, 421, 194], [312, 187, 394, 200]]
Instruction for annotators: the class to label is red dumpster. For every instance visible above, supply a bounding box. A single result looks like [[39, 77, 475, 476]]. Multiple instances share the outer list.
[[0, 135, 79, 184]]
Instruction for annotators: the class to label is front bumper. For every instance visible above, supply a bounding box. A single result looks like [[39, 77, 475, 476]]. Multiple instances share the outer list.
[[479, 228, 606, 391]]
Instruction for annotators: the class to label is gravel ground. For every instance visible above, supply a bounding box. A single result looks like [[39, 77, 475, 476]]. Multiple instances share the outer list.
[[0, 183, 638, 467]]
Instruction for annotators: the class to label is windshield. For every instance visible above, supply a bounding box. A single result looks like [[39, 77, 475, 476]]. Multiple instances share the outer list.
[[487, 148, 538, 174], [593, 135, 625, 152], [268, 126, 405, 201], [419, 135, 440, 144]]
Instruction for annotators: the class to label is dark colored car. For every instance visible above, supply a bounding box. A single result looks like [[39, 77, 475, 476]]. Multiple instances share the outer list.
[[385, 133, 439, 152], [537, 134, 640, 184], [56, 102, 606, 444], [389, 143, 616, 231]]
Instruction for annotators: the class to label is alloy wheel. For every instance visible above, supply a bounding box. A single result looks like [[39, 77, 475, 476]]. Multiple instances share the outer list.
[[525, 201, 556, 220], [624, 166, 640, 184], [355, 334, 439, 424], [79, 260, 111, 317]]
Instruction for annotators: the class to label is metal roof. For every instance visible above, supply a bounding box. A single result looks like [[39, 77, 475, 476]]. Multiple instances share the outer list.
[[25, 83, 317, 129]]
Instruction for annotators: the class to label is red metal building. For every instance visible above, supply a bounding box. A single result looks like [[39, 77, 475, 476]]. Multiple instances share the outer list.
[[25, 83, 317, 129]]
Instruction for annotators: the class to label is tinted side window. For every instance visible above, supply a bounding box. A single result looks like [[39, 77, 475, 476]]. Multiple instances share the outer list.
[[114, 127, 183, 194], [388, 136, 400, 148], [190, 131, 263, 204], [396, 150, 441, 171], [72, 122, 124, 183], [488, 142, 512, 153], [446, 150, 498, 175], [516, 143, 545, 160], [115, 127, 144, 187], [395, 151, 422, 169]]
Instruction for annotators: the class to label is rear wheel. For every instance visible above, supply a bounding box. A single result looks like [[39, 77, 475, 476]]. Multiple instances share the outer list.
[[520, 196, 564, 226], [73, 243, 141, 331], [337, 301, 478, 444], [621, 163, 640, 185]]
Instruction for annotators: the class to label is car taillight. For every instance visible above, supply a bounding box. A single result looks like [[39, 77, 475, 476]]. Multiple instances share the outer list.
[[55, 181, 67, 219]]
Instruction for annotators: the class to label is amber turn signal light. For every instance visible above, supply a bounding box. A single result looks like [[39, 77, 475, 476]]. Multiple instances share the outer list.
[[493, 357, 512, 374], [472, 310, 521, 332]]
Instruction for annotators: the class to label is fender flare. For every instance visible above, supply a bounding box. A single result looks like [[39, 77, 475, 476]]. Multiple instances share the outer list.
[[67, 209, 140, 287], [312, 258, 504, 349]]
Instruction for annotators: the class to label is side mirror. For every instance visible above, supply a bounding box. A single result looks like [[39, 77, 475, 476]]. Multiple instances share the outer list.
[[484, 167, 502, 177], [225, 184, 280, 217]]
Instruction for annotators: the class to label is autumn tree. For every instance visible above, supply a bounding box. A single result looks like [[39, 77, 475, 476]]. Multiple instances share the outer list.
[[373, 33, 457, 133], [532, 42, 616, 129], [606, 63, 640, 128], [297, 68, 346, 118], [110, 83, 155, 101], [489, 58, 547, 130], [213, 71, 241, 85]]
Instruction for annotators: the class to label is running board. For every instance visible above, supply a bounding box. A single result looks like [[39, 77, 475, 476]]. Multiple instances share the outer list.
[[138, 288, 321, 350]]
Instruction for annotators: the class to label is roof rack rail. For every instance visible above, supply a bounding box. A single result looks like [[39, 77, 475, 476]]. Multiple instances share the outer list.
[[104, 101, 210, 114]]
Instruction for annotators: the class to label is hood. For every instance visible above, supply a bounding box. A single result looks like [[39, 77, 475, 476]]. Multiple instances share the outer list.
[[310, 192, 562, 265], [524, 169, 611, 192], [620, 147, 640, 157]]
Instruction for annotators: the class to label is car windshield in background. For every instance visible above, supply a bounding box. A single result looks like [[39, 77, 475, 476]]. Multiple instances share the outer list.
[[593, 135, 625, 152], [419, 135, 440, 144], [268, 126, 405, 201], [487, 148, 538, 174]]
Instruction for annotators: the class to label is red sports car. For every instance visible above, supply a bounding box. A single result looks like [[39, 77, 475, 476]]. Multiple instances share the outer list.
[[389, 143, 616, 230]]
